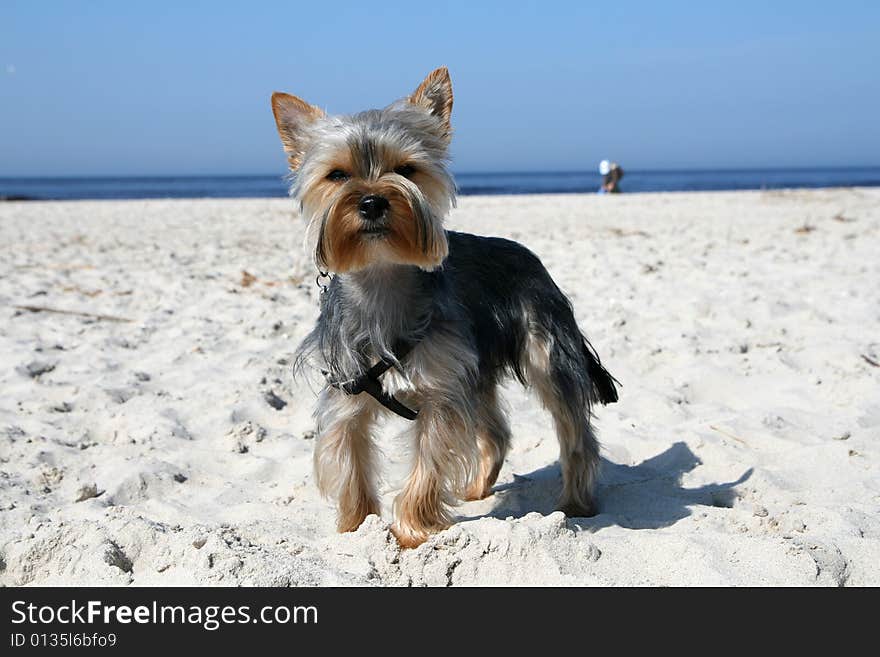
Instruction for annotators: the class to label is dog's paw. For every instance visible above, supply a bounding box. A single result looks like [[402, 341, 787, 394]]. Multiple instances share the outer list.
[[336, 501, 380, 533], [558, 499, 598, 518], [390, 524, 430, 549], [463, 481, 493, 501]]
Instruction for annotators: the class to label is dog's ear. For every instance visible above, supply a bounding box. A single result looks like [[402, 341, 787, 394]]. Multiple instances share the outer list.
[[271, 92, 325, 169], [408, 67, 453, 141]]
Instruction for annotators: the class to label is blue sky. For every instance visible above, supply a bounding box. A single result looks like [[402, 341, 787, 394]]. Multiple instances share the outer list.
[[1, 1, 878, 176]]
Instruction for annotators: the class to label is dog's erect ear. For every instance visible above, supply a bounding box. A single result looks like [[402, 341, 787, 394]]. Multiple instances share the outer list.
[[271, 92, 325, 169], [408, 67, 453, 140]]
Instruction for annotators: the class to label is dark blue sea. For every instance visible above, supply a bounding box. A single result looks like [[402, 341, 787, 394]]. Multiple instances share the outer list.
[[2, 168, 879, 201]]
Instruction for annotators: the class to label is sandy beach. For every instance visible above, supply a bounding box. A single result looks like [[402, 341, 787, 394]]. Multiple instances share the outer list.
[[1, 188, 878, 586]]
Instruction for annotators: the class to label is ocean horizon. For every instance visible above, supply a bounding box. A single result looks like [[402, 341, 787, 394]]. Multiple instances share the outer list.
[[2, 166, 880, 201]]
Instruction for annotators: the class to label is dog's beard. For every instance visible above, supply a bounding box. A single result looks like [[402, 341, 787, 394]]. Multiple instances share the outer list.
[[303, 180, 449, 273]]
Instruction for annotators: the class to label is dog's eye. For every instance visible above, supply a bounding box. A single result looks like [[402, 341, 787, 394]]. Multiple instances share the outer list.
[[394, 164, 416, 178], [326, 170, 350, 182]]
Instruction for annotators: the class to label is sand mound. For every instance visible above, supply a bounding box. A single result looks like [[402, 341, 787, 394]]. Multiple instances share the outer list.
[[2, 191, 878, 586]]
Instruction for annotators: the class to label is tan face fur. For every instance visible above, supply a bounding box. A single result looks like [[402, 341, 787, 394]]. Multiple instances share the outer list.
[[271, 68, 455, 273]]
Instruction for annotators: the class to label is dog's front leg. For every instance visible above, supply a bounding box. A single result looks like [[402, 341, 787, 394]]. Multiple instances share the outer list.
[[313, 387, 379, 533], [392, 399, 476, 548]]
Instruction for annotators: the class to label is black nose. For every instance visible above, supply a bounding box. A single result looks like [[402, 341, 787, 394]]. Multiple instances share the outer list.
[[358, 195, 390, 221]]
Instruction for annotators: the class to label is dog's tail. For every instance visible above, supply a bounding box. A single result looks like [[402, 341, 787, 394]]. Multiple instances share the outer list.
[[581, 335, 619, 405]]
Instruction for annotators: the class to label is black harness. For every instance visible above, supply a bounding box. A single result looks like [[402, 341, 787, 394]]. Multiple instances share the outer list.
[[325, 341, 419, 421], [316, 271, 421, 421]]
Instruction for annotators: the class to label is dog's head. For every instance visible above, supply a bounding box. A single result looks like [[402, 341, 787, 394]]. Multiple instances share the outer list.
[[271, 68, 455, 273]]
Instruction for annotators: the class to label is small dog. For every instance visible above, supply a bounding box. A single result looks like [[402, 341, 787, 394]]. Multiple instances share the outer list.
[[271, 68, 618, 548]]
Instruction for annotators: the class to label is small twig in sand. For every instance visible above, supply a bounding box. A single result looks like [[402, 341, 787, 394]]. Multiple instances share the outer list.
[[12, 305, 133, 323], [861, 354, 880, 368], [14, 263, 96, 271], [240, 270, 257, 287], [608, 227, 651, 238], [709, 424, 750, 447]]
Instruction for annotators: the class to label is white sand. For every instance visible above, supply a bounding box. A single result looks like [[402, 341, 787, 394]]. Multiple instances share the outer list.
[[1, 189, 878, 586]]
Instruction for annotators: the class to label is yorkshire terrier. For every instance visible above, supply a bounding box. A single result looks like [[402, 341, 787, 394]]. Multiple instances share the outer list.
[[271, 67, 618, 548]]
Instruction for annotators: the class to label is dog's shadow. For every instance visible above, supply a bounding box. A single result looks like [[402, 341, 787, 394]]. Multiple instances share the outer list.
[[460, 441, 752, 531]]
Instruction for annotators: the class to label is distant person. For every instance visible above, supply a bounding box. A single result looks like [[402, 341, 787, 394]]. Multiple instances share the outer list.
[[598, 160, 624, 194]]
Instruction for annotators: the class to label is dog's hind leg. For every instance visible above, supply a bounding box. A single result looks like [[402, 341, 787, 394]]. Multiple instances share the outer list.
[[465, 384, 510, 501], [523, 328, 602, 517], [313, 387, 380, 533]]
